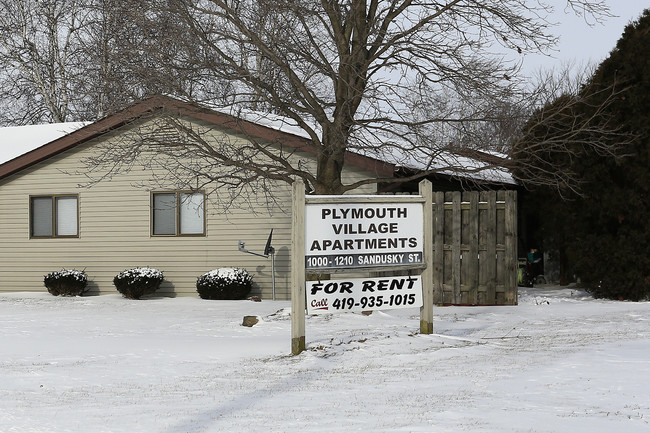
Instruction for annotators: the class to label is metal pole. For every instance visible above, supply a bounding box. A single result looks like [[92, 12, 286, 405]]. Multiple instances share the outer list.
[[271, 249, 276, 301]]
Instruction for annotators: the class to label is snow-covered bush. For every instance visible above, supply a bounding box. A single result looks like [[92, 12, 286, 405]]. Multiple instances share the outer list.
[[113, 267, 164, 299], [196, 268, 252, 300], [44, 269, 88, 296]]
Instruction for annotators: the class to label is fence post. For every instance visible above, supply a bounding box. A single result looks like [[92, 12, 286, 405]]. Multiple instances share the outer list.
[[419, 180, 433, 334], [291, 179, 306, 355]]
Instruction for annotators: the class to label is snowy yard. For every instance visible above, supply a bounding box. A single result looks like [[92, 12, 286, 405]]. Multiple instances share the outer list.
[[1, 286, 648, 433]]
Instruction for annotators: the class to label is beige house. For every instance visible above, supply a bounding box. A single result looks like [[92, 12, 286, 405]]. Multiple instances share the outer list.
[[0, 96, 392, 298]]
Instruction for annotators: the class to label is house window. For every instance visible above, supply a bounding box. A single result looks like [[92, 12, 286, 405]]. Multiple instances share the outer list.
[[30, 195, 79, 238], [152, 191, 205, 236]]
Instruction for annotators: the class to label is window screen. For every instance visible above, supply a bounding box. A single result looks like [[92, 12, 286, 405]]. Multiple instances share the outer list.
[[55, 196, 78, 236], [153, 193, 177, 235], [30, 195, 78, 237], [31, 196, 53, 237], [179, 192, 204, 234]]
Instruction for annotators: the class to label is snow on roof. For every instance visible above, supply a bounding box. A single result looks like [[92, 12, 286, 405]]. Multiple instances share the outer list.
[[233, 108, 515, 185], [0, 98, 515, 185], [0, 122, 89, 165], [371, 146, 516, 185], [236, 108, 315, 141]]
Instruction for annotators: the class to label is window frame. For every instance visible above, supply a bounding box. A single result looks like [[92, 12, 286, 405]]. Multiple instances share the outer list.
[[29, 194, 80, 239], [150, 190, 206, 237]]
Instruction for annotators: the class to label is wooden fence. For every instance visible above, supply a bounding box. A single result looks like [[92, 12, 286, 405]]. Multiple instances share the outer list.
[[432, 190, 517, 305]]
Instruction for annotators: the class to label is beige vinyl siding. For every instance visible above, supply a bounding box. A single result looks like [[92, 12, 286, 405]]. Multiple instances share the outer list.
[[0, 117, 379, 299]]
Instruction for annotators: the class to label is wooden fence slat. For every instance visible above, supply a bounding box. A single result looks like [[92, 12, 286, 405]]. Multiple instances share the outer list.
[[433, 191, 445, 304], [468, 192, 479, 305], [451, 192, 462, 304], [485, 191, 497, 304]]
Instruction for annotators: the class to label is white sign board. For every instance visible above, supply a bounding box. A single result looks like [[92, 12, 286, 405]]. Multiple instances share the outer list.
[[307, 275, 423, 314], [305, 201, 424, 270]]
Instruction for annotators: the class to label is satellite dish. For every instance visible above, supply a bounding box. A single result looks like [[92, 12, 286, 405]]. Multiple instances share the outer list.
[[263, 229, 274, 256], [236, 228, 276, 300]]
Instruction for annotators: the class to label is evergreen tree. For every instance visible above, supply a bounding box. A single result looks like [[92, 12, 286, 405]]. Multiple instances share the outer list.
[[520, 10, 650, 301]]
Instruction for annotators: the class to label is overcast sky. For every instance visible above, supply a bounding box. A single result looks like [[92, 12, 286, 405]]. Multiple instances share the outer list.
[[520, 1, 647, 76]]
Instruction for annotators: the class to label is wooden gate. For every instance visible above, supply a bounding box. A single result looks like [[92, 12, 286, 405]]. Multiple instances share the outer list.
[[432, 190, 517, 305]]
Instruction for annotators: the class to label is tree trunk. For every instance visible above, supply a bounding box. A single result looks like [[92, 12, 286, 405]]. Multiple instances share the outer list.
[[314, 146, 345, 194], [313, 122, 348, 194]]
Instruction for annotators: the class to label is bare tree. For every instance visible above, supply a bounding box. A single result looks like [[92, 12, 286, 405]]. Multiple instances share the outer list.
[[509, 62, 634, 196], [0, 0, 90, 124], [73, 0, 133, 119], [0, 0, 629, 220], [0, 0, 219, 124], [82, 0, 619, 195], [0, 0, 143, 124], [76, 0, 225, 117], [437, 60, 633, 196]]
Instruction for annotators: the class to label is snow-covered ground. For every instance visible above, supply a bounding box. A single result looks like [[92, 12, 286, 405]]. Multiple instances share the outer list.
[[1, 286, 648, 433]]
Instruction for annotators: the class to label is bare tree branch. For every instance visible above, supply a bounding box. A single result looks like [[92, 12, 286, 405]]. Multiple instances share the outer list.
[[95, 0, 613, 195], [1, 0, 623, 199]]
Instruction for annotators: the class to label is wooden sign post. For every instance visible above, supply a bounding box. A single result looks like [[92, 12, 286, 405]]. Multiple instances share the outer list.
[[291, 180, 306, 355], [419, 179, 434, 334]]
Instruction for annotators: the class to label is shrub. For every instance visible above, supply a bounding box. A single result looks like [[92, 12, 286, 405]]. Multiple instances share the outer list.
[[113, 267, 164, 299], [196, 267, 253, 300], [44, 269, 88, 296]]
